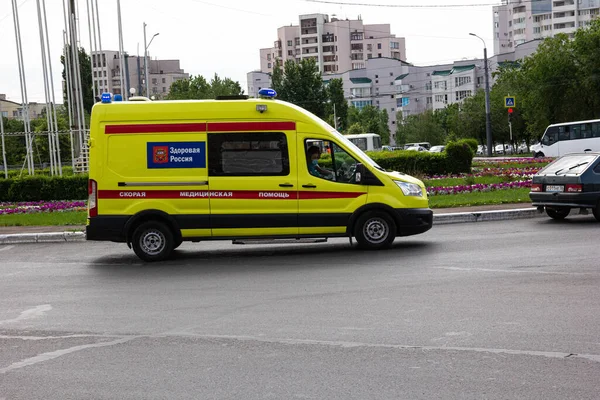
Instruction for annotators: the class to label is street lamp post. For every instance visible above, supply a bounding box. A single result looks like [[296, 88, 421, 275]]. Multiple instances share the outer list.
[[143, 22, 159, 98], [469, 33, 493, 157]]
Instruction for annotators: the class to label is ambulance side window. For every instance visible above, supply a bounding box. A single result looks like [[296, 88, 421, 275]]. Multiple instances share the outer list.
[[208, 132, 290, 176]]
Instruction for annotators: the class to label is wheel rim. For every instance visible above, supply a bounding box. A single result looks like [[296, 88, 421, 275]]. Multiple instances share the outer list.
[[140, 229, 166, 256], [363, 218, 389, 244]]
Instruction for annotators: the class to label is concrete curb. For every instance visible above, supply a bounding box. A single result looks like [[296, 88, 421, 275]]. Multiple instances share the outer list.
[[433, 208, 542, 225], [0, 231, 86, 245], [0, 208, 546, 245]]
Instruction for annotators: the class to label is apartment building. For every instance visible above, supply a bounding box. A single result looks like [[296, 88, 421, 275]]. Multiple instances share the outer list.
[[0, 94, 48, 120], [493, 0, 600, 55], [91, 51, 189, 98], [260, 13, 406, 75]]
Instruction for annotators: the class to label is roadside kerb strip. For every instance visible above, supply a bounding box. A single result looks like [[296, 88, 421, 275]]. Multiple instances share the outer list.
[[0, 208, 544, 244], [433, 208, 542, 225], [0, 231, 86, 244]]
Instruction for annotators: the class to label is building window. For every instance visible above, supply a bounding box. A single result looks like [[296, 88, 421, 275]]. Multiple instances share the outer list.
[[377, 43, 382, 49], [288, 50, 294, 56], [103, 70, 107, 77], [162, 78, 166, 84], [351, 100, 372, 110], [287, 40, 293, 46], [152, 87, 158, 94], [267, 54, 271, 61], [455, 90, 472, 101], [367, 44, 372, 51], [351, 53, 363, 60], [351, 32, 364, 41], [208, 132, 289, 176], [455, 76, 472, 87], [162, 87, 167, 93], [427, 97, 433, 104], [378, 53, 382, 58], [435, 94, 448, 104], [434, 81, 447, 90], [152, 78, 157, 85], [268, 62, 272, 68], [390, 41, 399, 49]]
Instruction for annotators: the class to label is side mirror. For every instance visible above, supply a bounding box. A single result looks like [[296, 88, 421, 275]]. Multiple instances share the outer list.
[[355, 163, 365, 184]]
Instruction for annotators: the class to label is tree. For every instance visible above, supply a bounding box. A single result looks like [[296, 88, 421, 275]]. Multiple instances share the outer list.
[[167, 74, 243, 100], [325, 78, 348, 131], [347, 122, 363, 135], [60, 47, 93, 114], [395, 110, 446, 145], [345, 105, 391, 143], [271, 58, 327, 118]]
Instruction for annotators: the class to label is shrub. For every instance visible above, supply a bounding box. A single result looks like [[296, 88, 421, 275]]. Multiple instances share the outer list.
[[460, 138, 478, 154], [0, 175, 88, 202], [445, 140, 474, 174]]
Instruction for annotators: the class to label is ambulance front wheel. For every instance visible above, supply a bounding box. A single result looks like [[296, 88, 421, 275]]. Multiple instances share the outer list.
[[132, 221, 175, 262], [354, 211, 396, 250]]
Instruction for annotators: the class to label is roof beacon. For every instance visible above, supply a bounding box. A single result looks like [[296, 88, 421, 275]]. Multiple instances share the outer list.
[[258, 88, 277, 99], [101, 93, 112, 104]]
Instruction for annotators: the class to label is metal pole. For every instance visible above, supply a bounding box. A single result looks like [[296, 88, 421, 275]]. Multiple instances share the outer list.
[[42, 0, 62, 175], [85, 0, 97, 102], [36, 0, 55, 175], [89, 0, 99, 96], [117, 0, 126, 97], [12, 0, 34, 175], [483, 47, 493, 157], [94, 0, 105, 93], [0, 102, 7, 179], [144, 22, 149, 97], [63, 31, 76, 169], [334, 103, 338, 130]]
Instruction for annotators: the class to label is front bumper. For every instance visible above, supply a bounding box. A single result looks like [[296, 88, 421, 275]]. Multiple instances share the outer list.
[[393, 208, 433, 236], [530, 192, 600, 209]]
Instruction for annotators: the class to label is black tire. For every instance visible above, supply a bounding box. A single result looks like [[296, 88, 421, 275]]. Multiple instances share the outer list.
[[354, 211, 396, 250], [593, 201, 600, 222], [131, 221, 174, 262], [173, 239, 183, 250], [546, 207, 570, 220], [534, 152, 545, 159]]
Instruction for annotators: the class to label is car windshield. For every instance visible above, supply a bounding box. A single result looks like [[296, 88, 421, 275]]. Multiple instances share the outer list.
[[538, 154, 597, 175]]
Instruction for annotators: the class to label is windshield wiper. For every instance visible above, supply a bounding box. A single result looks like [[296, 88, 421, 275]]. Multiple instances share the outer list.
[[568, 161, 588, 170], [554, 161, 589, 175]]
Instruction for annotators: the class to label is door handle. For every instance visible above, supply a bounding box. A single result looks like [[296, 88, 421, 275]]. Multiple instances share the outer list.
[[279, 183, 294, 188], [302, 184, 317, 188]]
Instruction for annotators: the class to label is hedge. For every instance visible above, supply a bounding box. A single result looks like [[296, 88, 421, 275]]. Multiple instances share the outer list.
[[322, 139, 474, 176], [0, 166, 75, 179], [0, 175, 88, 202]]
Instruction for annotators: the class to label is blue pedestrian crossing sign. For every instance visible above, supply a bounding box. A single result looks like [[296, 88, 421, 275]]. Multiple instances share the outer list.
[[504, 96, 516, 108]]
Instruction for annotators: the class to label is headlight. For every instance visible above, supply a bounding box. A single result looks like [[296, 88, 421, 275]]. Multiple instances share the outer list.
[[394, 181, 423, 197]]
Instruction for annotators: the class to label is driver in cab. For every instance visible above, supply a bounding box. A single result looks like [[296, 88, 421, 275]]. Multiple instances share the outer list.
[[307, 145, 334, 180]]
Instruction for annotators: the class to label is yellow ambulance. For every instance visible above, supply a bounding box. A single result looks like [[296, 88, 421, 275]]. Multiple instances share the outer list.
[[86, 90, 432, 261]]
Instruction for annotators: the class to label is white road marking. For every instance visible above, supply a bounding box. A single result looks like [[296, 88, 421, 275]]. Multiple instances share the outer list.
[[0, 336, 137, 374], [434, 267, 592, 275], [0, 245, 14, 252], [171, 333, 600, 363], [0, 304, 52, 325]]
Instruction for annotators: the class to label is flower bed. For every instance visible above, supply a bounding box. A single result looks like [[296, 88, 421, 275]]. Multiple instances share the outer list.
[[427, 180, 532, 196], [425, 166, 541, 181], [0, 201, 86, 215]]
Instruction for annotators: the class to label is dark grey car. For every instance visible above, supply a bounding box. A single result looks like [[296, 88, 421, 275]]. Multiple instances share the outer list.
[[530, 152, 600, 220]]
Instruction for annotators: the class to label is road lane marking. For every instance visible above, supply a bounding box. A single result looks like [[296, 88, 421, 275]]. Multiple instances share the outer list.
[[434, 267, 593, 275], [0, 304, 52, 325], [169, 333, 600, 364], [0, 336, 138, 374], [0, 245, 14, 253]]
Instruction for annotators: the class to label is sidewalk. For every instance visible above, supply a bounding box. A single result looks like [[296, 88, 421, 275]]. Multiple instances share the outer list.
[[0, 203, 537, 237]]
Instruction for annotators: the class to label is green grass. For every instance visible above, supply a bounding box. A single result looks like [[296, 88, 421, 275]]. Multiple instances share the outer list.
[[0, 211, 86, 227], [429, 188, 531, 208], [423, 175, 517, 188]]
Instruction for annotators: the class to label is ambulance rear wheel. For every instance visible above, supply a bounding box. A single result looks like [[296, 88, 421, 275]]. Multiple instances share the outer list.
[[354, 211, 396, 250], [132, 221, 174, 262]]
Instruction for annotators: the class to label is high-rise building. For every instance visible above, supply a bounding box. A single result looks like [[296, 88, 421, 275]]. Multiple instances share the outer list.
[[493, 0, 599, 55], [91, 51, 189, 98], [259, 14, 406, 75]]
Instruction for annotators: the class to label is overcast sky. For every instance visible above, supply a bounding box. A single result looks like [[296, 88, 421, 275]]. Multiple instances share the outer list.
[[0, 0, 494, 103]]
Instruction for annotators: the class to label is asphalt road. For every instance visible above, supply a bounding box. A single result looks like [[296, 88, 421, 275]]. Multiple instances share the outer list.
[[1, 216, 599, 399]]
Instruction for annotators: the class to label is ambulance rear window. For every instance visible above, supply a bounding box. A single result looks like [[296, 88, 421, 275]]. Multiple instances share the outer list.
[[208, 132, 290, 176]]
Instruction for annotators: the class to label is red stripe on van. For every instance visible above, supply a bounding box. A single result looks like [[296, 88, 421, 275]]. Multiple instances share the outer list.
[[98, 190, 297, 200], [105, 123, 207, 134], [97, 190, 364, 200], [299, 191, 365, 200], [207, 121, 296, 132]]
